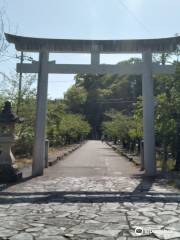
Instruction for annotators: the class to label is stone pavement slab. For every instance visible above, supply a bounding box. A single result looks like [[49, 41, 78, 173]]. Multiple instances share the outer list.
[[0, 141, 179, 239]]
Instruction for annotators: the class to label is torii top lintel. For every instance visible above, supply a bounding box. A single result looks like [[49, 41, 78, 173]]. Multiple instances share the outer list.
[[5, 33, 180, 53]]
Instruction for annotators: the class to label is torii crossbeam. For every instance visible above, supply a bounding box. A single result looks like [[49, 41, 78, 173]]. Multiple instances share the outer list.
[[5, 33, 180, 177]]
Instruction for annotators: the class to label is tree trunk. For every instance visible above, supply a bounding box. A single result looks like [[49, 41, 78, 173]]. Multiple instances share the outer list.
[[162, 139, 168, 173], [174, 121, 180, 171]]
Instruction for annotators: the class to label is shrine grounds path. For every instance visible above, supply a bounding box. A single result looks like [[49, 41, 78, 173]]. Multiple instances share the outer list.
[[0, 140, 180, 240]]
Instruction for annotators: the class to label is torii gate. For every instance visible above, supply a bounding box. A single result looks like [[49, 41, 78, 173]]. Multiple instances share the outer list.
[[5, 33, 180, 177]]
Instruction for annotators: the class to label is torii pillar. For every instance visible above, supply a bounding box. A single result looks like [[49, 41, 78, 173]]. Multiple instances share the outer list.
[[142, 50, 156, 176], [32, 50, 49, 176]]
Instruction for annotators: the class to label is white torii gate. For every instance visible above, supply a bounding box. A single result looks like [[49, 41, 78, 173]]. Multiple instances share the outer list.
[[5, 33, 180, 177]]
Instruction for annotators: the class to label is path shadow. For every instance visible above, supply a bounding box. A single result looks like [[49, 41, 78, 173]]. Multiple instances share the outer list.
[[132, 175, 155, 193], [0, 165, 179, 205], [98, 147, 114, 150], [0, 175, 34, 191], [131, 171, 174, 193], [0, 190, 179, 204]]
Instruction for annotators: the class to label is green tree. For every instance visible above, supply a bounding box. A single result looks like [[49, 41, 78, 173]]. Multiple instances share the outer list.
[[72, 60, 142, 139], [58, 114, 91, 144], [64, 85, 87, 114], [0, 73, 37, 155], [102, 111, 132, 146], [128, 97, 143, 152], [47, 99, 67, 146]]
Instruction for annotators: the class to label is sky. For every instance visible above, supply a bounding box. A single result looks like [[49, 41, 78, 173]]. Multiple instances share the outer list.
[[0, 0, 180, 99]]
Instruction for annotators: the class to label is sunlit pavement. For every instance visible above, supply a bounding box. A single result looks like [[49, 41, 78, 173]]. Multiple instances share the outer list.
[[0, 140, 180, 240]]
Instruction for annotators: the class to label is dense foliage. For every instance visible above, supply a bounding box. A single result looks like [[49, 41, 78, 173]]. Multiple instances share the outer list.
[[64, 55, 180, 171], [0, 74, 91, 156], [65, 59, 142, 139], [47, 100, 91, 146]]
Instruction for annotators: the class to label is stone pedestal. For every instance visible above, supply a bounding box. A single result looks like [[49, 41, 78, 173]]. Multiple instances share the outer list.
[[0, 136, 22, 182]]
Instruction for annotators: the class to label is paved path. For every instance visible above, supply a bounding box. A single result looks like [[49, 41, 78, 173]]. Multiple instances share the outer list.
[[0, 140, 180, 240], [45, 140, 140, 177]]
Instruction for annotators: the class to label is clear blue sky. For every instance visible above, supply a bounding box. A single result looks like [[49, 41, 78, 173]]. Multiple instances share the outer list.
[[1, 0, 180, 99]]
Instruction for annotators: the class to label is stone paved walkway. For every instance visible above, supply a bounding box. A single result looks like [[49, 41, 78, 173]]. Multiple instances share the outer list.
[[0, 141, 180, 240]]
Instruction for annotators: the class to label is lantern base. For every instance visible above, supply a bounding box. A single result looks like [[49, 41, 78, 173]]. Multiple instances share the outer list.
[[0, 164, 22, 183]]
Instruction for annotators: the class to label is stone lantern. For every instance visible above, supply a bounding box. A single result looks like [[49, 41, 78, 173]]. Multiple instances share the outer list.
[[0, 101, 23, 182]]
